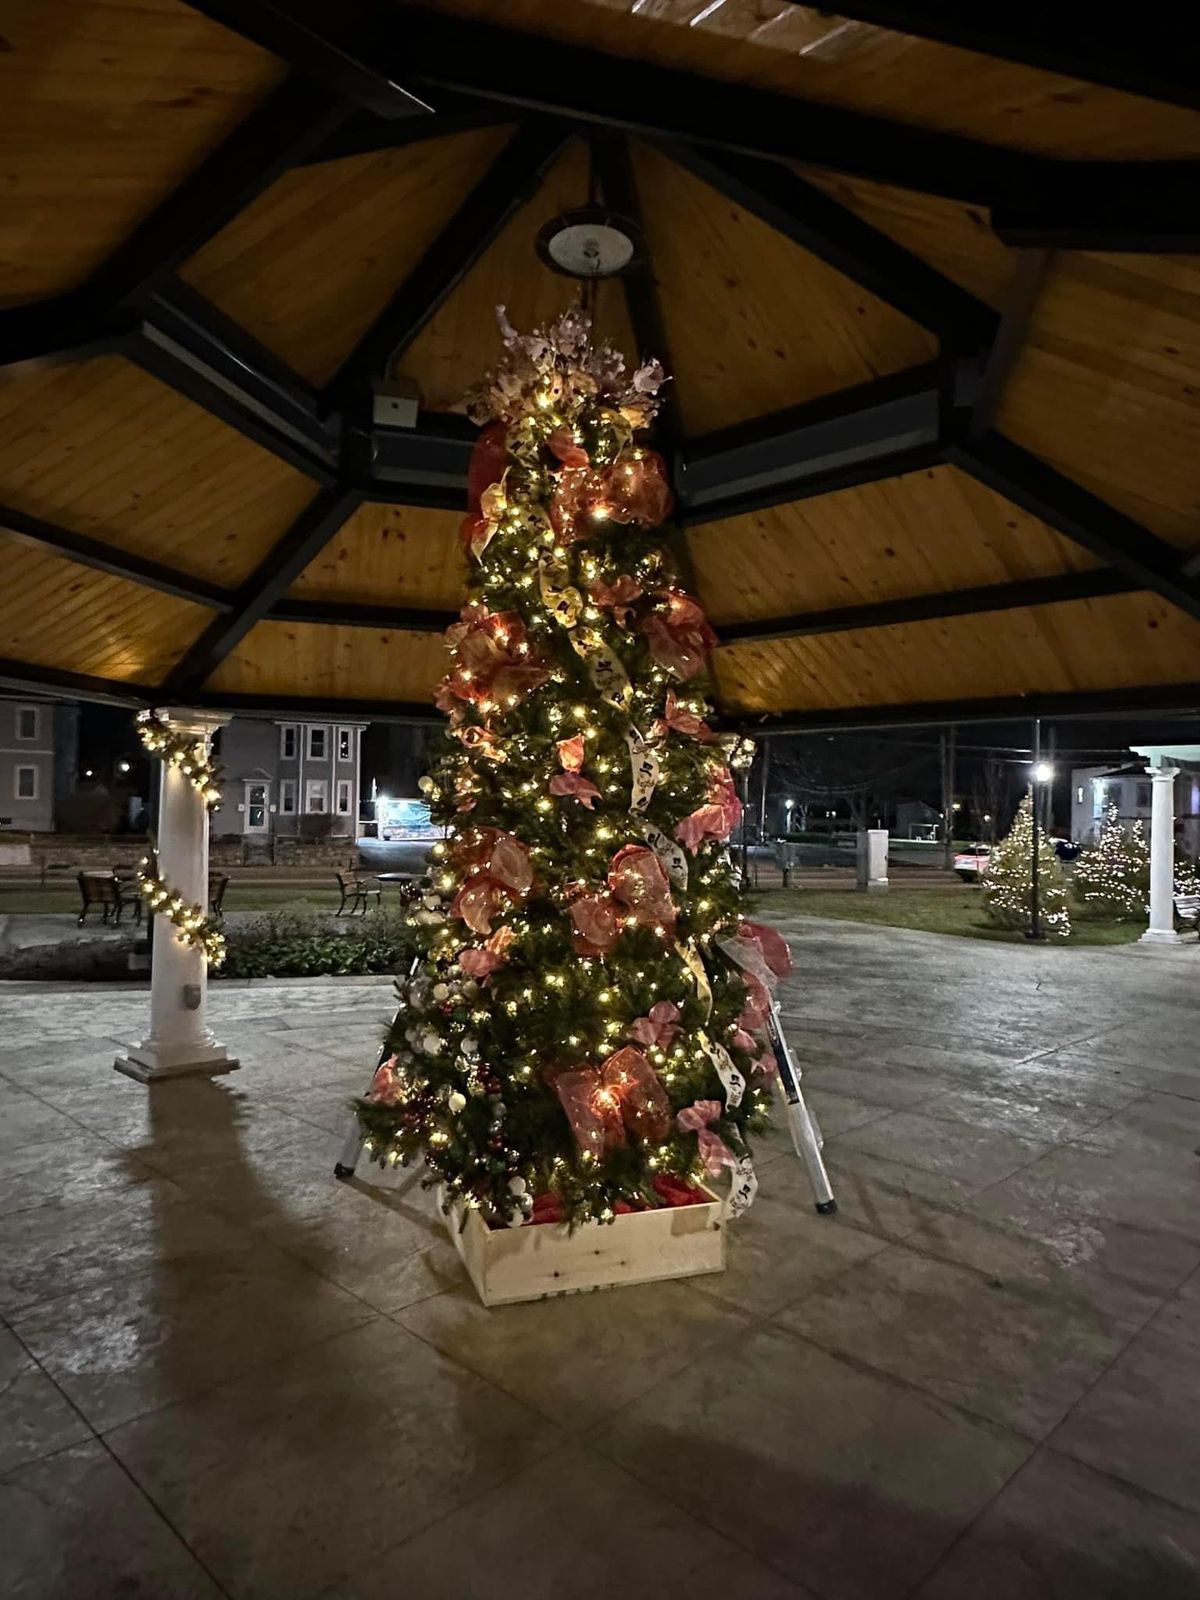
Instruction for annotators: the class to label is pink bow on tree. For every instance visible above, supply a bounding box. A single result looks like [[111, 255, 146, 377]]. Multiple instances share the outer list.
[[588, 573, 643, 627], [555, 1047, 672, 1153], [628, 1000, 681, 1050], [676, 767, 743, 853], [653, 689, 716, 744], [436, 605, 549, 716], [459, 923, 516, 980], [450, 829, 533, 935], [368, 1058, 405, 1105], [568, 846, 677, 955], [640, 589, 718, 681], [548, 733, 602, 809], [676, 1099, 736, 1176]]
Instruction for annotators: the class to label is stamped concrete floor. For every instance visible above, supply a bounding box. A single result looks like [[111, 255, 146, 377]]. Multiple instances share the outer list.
[[1, 920, 1198, 1600]]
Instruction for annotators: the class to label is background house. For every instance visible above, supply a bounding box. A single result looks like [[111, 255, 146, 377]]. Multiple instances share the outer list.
[[214, 718, 367, 842], [1070, 762, 1200, 857], [0, 697, 78, 833]]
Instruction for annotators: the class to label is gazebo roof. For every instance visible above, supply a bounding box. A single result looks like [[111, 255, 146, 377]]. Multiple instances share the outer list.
[[2, 0, 1199, 731]]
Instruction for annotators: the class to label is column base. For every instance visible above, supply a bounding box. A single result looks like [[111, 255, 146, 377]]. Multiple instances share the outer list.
[[1139, 927, 1182, 947], [865, 878, 889, 894], [114, 1042, 240, 1083]]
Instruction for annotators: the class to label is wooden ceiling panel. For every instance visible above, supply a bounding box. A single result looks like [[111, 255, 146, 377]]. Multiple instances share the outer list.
[[714, 592, 1200, 715], [688, 466, 1098, 626], [0, 0, 281, 304], [0, 534, 209, 683], [414, 0, 1200, 159], [796, 169, 1016, 309], [205, 622, 448, 702], [287, 503, 466, 610], [996, 253, 1200, 549], [180, 125, 514, 385], [0, 357, 318, 585], [632, 142, 935, 435], [402, 139, 636, 413]]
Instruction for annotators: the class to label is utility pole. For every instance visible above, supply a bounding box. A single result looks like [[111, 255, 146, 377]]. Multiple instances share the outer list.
[[1028, 717, 1042, 941], [939, 726, 956, 871], [758, 735, 771, 840]]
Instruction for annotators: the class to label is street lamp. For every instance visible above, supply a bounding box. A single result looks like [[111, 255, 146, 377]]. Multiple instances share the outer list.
[[1027, 720, 1054, 941]]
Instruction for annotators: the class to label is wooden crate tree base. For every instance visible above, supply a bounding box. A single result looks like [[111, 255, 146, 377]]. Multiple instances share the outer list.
[[443, 1189, 726, 1306]]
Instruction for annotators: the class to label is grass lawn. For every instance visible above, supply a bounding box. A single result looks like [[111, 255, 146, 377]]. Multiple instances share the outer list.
[[749, 885, 1144, 947]]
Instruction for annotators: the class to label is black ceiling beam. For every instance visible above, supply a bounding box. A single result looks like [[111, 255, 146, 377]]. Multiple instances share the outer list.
[[717, 569, 1138, 646], [83, 77, 353, 313], [0, 296, 138, 374], [180, 1, 433, 120], [680, 364, 947, 526], [990, 167, 1200, 251], [590, 133, 683, 456], [298, 100, 510, 165], [662, 145, 998, 349], [0, 504, 232, 610], [269, 599, 455, 633], [191, 691, 441, 725], [323, 121, 571, 407], [735, 680, 1200, 736], [180, 1, 1036, 204], [127, 282, 339, 482], [786, 3, 1200, 113], [948, 433, 1200, 624], [165, 487, 363, 693], [0, 658, 153, 708], [968, 250, 1050, 438]]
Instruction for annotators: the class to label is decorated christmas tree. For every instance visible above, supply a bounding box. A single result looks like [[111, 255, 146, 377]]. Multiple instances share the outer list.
[[355, 309, 783, 1229], [1073, 801, 1149, 918], [982, 791, 1071, 938]]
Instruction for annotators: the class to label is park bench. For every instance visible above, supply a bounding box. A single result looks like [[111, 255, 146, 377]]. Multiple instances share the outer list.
[[1175, 893, 1200, 940], [335, 871, 380, 916], [209, 873, 229, 917], [76, 870, 140, 926]]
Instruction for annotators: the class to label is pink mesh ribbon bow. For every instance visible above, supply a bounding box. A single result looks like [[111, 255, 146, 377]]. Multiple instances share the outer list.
[[555, 1048, 672, 1152], [676, 1099, 736, 1176], [450, 829, 533, 935], [548, 734, 601, 809], [628, 1000, 681, 1051], [676, 768, 743, 853], [640, 589, 718, 681]]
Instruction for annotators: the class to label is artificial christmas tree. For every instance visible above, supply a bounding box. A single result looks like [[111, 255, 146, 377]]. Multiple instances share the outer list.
[[982, 791, 1071, 938], [354, 309, 783, 1251], [1073, 802, 1149, 919]]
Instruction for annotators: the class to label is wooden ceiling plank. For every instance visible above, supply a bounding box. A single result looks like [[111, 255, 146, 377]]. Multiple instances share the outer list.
[[323, 121, 572, 406], [662, 144, 997, 348]]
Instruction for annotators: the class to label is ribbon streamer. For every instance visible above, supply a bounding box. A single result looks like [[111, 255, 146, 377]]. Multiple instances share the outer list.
[[699, 1029, 745, 1109], [538, 553, 582, 629], [725, 1153, 758, 1218], [569, 628, 632, 709], [643, 824, 689, 887], [626, 727, 660, 816], [675, 938, 712, 1017]]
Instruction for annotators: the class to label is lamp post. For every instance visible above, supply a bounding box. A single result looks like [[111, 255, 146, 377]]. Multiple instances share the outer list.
[[1027, 717, 1054, 941]]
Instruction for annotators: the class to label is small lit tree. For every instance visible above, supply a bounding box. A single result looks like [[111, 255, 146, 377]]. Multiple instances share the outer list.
[[1073, 802, 1149, 919], [982, 791, 1071, 938]]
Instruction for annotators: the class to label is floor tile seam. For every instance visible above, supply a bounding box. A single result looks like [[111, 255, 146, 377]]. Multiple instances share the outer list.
[[823, 1226, 1173, 1336], [96, 1310, 384, 1452], [387, 1283, 764, 1441], [1, 1315, 106, 1461], [1040, 1439, 1200, 1524], [762, 1316, 1042, 1450], [580, 1423, 828, 1600], [687, 1227, 892, 1322]]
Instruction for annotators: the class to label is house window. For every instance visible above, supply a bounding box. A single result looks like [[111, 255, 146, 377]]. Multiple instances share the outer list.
[[337, 726, 353, 762], [15, 706, 39, 741], [279, 725, 297, 760], [14, 765, 38, 800], [307, 725, 328, 761], [280, 779, 296, 815], [305, 779, 328, 813], [335, 778, 352, 815], [1136, 780, 1152, 809], [244, 782, 269, 832], [1075, 785, 1084, 804]]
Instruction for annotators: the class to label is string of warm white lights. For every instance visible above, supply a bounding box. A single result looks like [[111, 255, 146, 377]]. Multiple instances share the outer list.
[[135, 710, 226, 968]]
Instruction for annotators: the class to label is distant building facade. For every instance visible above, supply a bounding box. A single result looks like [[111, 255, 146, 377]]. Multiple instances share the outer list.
[[0, 697, 78, 833], [214, 718, 367, 841], [1070, 763, 1200, 858]]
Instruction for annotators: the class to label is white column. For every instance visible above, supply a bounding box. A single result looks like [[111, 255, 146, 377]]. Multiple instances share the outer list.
[[1141, 762, 1181, 945], [115, 709, 239, 1082]]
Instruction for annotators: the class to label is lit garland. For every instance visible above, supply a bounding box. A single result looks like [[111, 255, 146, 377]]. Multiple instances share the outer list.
[[1074, 801, 1149, 919], [982, 791, 1071, 938], [136, 710, 222, 807], [136, 854, 226, 966], [135, 710, 226, 967]]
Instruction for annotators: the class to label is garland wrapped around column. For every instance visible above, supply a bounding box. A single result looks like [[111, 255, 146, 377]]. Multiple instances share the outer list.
[[135, 710, 226, 967]]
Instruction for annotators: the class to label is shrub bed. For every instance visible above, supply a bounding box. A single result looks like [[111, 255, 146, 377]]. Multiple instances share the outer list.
[[221, 904, 415, 979]]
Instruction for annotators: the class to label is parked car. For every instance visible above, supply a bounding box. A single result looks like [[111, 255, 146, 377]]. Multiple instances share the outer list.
[[953, 847, 990, 882], [1050, 835, 1081, 862]]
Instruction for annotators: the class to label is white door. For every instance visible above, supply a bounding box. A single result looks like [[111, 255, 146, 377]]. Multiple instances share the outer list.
[[244, 782, 269, 832]]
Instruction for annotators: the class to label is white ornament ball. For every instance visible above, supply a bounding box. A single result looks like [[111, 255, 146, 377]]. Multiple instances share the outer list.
[[507, 1175, 528, 1196], [432, 983, 450, 1001], [421, 1032, 442, 1055], [447, 1091, 467, 1114], [461, 1036, 479, 1056]]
